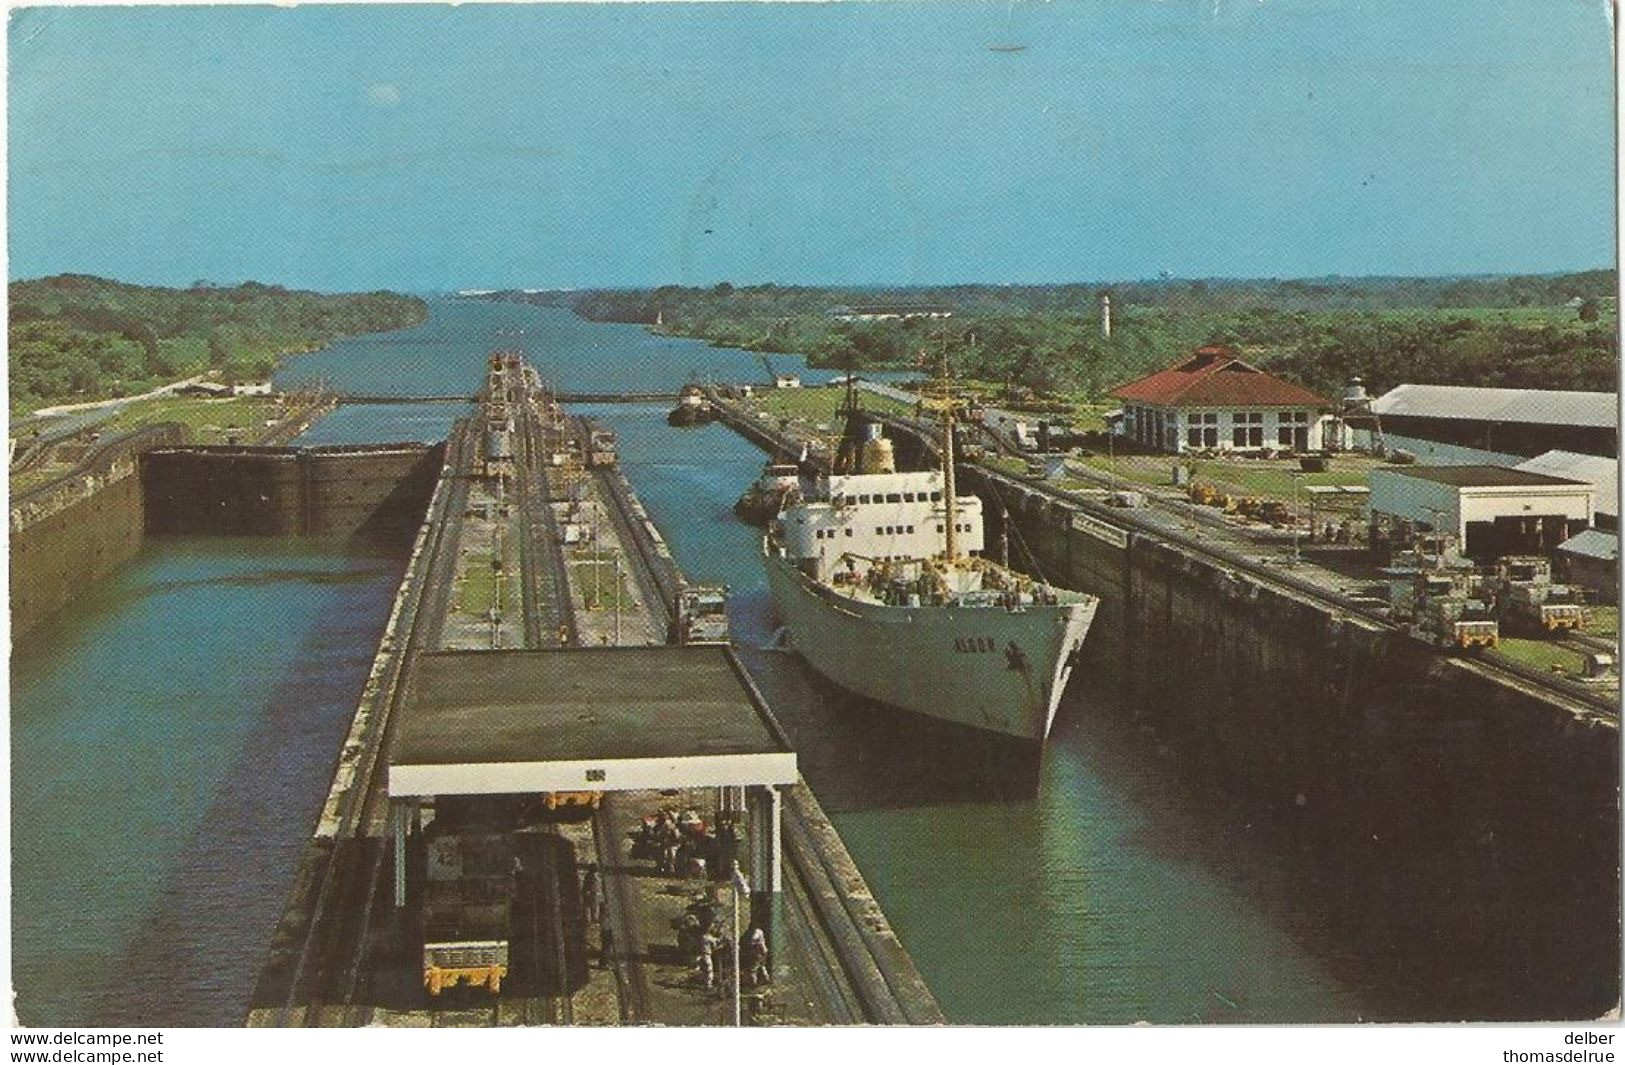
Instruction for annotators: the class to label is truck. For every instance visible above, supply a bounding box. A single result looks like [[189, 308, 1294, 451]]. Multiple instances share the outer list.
[[1494, 556, 1589, 635], [1391, 571, 1499, 651], [675, 584, 730, 645], [421, 827, 513, 997]]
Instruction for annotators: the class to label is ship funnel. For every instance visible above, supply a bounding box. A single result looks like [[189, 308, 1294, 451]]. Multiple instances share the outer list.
[[861, 436, 896, 474]]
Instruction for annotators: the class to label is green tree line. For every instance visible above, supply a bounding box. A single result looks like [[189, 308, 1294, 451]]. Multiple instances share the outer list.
[[532, 271, 1617, 398], [10, 274, 427, 412]]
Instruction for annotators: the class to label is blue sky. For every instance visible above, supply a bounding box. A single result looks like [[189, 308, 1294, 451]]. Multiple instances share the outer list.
[[7, 1, 1617, 291]]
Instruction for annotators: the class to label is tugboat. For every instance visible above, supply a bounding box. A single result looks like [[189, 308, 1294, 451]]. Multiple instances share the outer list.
[[733, 458, 804, 526], [667, 383, 717, 427], [761, 376, 1098, 743]]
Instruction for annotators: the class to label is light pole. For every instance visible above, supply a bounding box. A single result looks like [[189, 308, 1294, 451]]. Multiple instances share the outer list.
[[1291, 473, 1301, 565], [613, 554, 623, 646], [730, 861, 751, 1027]]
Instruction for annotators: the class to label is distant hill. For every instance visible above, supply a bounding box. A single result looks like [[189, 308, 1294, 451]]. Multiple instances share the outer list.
[[9, 275, 427, 413]]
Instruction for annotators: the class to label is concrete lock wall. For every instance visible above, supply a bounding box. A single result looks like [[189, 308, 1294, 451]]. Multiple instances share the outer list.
[[10, 425, 189, 641], [141, 445, 444, 542], [12, 443, 444, 640], [966, 464, 1620, 1016], [11, 468, 148, 640]]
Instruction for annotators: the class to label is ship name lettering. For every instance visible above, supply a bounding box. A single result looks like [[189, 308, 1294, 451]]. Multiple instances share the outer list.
[[954, 637, 995, 653]]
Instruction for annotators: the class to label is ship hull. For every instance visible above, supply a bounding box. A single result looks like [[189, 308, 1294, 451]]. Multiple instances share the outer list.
[[764, 550, 1096, 742]]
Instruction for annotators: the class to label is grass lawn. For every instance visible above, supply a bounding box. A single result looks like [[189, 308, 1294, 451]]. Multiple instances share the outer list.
[[747, 385, 911, 426], [1588, 606, 1618, 639], [1491, 638, 1588, 676], [572, 559, 632, 610], [100, 395, 285, 442], [460, 553, 503, 615], [1071, 452, 1373, 503]]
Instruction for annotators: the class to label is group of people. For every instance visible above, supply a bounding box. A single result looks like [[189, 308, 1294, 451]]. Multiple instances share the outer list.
[[674, 898, 771, 992], [632, 806, 739, 883]]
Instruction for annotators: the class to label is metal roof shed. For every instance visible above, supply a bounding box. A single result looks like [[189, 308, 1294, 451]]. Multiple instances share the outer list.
[[1516, 450, 1619, 523], [1370, 385, 1618, 429]]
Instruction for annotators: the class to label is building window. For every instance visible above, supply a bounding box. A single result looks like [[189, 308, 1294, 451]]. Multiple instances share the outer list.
[[1232, 411, 1264, 448], [1193, 412, 1219, 448], [1277, 410, 1310, 450]]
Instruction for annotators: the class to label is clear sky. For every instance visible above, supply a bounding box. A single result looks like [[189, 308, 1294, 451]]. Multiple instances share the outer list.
[[7, 1, 1617, 291]]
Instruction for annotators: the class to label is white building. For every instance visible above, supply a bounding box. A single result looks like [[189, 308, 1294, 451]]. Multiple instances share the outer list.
[[1368, 465, 1594, 560], [1515, 450, 1618, 530], [1107, 345, 1334, 454]]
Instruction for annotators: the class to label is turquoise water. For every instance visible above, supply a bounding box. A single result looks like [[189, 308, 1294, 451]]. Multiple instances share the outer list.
[[276, 297, 849, 403], [10, 540, 402, 1025]]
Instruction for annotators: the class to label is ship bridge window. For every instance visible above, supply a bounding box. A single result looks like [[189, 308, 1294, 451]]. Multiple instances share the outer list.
[[906, 525, 915, 534], [845, 529, 852, 537], [903, 492, 915, 502], [859, 494, 872, 504], [886, 493, 902, 503], [930, 491, 942, 502]]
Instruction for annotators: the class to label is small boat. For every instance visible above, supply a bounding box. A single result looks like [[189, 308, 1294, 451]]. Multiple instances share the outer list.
[[734, 460, 804, 525], [667, 384, 717, 427]]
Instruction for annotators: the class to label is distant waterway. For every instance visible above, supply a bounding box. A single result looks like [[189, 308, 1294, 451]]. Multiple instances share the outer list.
[[275, 297, 853, 402]]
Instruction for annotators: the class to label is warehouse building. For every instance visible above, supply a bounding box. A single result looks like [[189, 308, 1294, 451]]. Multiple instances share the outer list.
[[1368, 384, 1617, 463], [1515, 450, 1618, 531], [1555, 528, 1619, 604], [1368, 465, 1595, 561], [1108, 346, 1334, 455]]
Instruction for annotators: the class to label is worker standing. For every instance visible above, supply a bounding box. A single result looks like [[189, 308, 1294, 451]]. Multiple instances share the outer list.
[[581, 863, 600, 925], [698, 930, 720, 989], [742, 926, 770, 987]]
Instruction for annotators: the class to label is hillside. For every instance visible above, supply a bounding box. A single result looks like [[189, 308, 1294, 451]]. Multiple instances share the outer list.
[[9, 275, 427, 413]]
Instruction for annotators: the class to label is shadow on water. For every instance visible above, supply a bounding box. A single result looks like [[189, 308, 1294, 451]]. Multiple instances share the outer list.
[[45, 547, 404, 1026]]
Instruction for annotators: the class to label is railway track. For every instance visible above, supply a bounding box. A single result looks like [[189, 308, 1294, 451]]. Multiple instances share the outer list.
[[592, 800, 651, 1024], [271, 418, 474, 1026], [586, 459, 674, 642], [511, 381, 581, 648]]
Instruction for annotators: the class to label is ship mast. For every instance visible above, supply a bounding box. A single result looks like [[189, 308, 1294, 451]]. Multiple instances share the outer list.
[[939, 348, 958, 562]]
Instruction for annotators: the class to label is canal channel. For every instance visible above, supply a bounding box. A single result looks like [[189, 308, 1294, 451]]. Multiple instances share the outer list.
[[16, 297, 1480, 1024]]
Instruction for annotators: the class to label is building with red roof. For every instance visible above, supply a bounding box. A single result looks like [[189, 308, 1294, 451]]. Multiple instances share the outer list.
[[1107, 346, 1334, 454]]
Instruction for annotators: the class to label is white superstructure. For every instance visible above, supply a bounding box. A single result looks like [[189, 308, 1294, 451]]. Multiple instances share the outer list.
[[762, 408, 1097, 743], [776, 469, 983, 581]]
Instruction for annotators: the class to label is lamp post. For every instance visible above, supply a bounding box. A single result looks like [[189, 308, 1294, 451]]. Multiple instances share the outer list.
[[613, 554, 623, 646], [1292, 473, 1302, 565], [730, 862, 751, 1027]]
